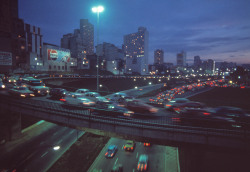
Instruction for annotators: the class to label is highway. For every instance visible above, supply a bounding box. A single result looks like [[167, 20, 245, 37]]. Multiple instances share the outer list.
[[0, 121, 84, 171], [87, 138, 180, 172]]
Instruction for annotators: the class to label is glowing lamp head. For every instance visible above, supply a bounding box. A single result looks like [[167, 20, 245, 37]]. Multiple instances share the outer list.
[[92, 6, 104, 13]]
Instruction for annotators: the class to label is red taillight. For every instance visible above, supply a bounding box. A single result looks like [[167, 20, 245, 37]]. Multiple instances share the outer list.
[[203, 112, 210, 115], [241, 86, 245, 89], [166, 104, 172, 107], [137, 164, 140, 169], [144, 164, 147, 170], [60, 99, 66, 102], [105, 152, 108, 156], [172, 117, 180, 122]]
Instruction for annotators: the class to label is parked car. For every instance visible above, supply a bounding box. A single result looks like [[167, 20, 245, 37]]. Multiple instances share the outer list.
[[62, 94, 95, 107], [137, 154, 149, 171], [8, 86, 35, 98], [123, 140, 136, 152], [49, 88, 68, 99], [105, 145, 118, 158]]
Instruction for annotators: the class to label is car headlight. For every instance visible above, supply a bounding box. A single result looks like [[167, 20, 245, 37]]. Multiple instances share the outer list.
[[1, 85, 5, 88], [38, 90, 41, 93]]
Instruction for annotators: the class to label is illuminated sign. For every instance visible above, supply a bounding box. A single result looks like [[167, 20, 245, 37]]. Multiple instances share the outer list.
[[48, 49, 70, 62]]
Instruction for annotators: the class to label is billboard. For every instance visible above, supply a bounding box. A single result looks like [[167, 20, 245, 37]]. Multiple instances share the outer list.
[[48, 49, 70, 62], [0, 51, 12, 65]]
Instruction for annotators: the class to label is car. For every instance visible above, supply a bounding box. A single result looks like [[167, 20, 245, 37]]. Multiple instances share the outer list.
[[165, 98, 190, 111], [137, 154, 148, 171], [126, 99, 158, 114], [214, 106, 250, 129], [75, 88, 90, 94], [106, 92, 133, 103], [173, 101, 206, 113], [143, 142, 151, 147], [61, 94, 95, 107], [94, 101, 134, 117], [8, 86, 35, 98], [172, 108, 236, 129], [0, 81, 5, 89], [123, 140, 136, 151], [105, 145, 118, 158], [8, 76, 20, 83], [84, 92, 108, 103], [49, 88, 68, 99], [27, 82, 49, 96]]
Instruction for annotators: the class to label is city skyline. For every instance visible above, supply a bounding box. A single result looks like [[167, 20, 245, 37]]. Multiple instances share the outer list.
[[19, 0, 250, 64]]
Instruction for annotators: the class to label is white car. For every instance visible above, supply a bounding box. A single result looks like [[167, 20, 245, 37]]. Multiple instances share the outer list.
[[62, 94, 95, 107], [8, 86, 35, 98], [75, 88, 90, 94], [84, 92, 108, 103], [106, 92, 133, 103]]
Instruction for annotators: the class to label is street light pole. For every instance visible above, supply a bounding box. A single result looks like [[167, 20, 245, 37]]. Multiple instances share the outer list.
[[92, 6, 104, 92]]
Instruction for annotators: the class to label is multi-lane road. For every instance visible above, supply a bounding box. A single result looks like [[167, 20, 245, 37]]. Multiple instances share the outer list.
[[88, 138, 180, 172]]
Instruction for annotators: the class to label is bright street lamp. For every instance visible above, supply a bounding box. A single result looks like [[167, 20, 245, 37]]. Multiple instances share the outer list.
[[92, 5, 104, 92]]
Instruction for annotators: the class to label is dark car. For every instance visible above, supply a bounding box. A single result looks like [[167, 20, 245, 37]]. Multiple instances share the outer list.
[[111, 164, 123, 172], [173, 108, 236, 129], [173, 101, 206, 113], [214, 106, 250, 129], [126, 99, 158, 114], [165, 98, 190, 111], [94, 101, 134, 117], [137, 154, 149, 171], [105, 145, 118, 158], [49, 88, 68, 99]]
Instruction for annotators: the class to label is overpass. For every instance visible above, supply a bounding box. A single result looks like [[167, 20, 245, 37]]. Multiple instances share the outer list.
[[1, 94, 250, 152]]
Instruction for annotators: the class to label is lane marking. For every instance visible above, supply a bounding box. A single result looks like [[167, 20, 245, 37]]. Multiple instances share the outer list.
[[133, 169, 135, 172], [121, 145, 124, 149], [177, 148, 180, 172], [136, 152, 139, 158], [69, 130, 75, 135], [57, 139, 63, 144], [53, 131, 58, 136], [40, 141, 45, 145], [115, 158, 118, 165], [41, 151, 48, 158]]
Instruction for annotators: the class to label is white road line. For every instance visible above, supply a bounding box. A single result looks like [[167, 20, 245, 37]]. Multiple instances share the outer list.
[[114, 158, 118, 165], [57, 139, 63, 144], [136, 152, 139, 158], [41, 151, 48, 158], [40, 141, 45, 145], [53, 131, 58, 136], [133, 169, 135, 172], [69, 130, 75, 135], [177, 148, 180, 172], [121, 145, 124, 149]]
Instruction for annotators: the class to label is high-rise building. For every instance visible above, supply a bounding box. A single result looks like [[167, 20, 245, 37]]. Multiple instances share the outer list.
[[176, 51, 186, 67], [0, 0, 26, 73], [123, 27, 149, 75], [154, 49, 164, 65], [80, 19, 94, 55], [194, 56, 202, 68], [96, 42, 124, 74], [24, 23, 43, 70]]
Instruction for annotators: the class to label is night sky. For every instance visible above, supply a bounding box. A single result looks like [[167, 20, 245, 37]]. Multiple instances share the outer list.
[[19, 0, 250, 64]]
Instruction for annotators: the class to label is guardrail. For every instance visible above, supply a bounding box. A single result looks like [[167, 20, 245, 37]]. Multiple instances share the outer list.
[[1, 94, 250, 151]]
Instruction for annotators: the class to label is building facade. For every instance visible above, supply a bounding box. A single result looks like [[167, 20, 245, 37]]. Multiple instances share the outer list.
[[80, 19, 94, 55], [194, 56, 202, 68], [43, 43, 76, 72], [123, 27, 149, 75], [154, 49, 164, 65], [176, 51, 186, 67]]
